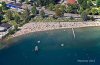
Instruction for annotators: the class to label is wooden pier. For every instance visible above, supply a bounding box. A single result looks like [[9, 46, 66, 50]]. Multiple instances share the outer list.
[[72, 28, 75, 39]]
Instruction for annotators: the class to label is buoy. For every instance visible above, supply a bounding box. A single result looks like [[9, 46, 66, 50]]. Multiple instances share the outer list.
[[64, 30, 66, 31], [61, 44, 64, 47], [37, 41, 40, 43]]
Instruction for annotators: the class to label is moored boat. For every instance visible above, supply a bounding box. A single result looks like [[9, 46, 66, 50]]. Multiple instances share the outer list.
[[35, 46, 38, 51]]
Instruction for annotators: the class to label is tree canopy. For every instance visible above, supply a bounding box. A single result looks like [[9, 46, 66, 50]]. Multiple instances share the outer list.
[[0, 14, 3, 23], [35, 0, 57, 6], [40, 10, 45, 18], [31, 5, 37, 16], [96, 0, 100, 6], [77, 0, 89, 9]]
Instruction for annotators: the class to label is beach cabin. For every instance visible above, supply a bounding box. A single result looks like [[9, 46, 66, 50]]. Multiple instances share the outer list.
[[0, 23, 13, 39]]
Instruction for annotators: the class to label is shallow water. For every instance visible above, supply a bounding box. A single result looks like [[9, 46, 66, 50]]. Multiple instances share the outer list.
[[0, 27, 100, 65]]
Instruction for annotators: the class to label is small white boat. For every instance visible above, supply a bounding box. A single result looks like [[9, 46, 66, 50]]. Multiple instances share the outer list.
[[35, 46, 38, 51], [37, 41, 40, 43], [61, 44, 64, 47]]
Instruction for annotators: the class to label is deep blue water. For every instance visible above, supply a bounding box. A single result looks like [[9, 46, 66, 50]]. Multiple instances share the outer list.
[[0, 27, 100, 65]]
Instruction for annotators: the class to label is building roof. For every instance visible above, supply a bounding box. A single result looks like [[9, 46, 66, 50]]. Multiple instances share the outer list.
[[67, 0, 76, 4], [0, 23, 12, 29], [7, 2, 22, 9], [0, 27, 5, 31]]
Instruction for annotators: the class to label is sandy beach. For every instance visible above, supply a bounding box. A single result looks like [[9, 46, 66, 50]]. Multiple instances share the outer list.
[[11, 22, 100, 38]]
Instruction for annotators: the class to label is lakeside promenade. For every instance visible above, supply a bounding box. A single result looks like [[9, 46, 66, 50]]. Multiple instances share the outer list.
[[11, 22, 100, 38]]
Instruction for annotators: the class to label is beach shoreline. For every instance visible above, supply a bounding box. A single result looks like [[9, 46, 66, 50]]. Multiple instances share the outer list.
[[1, 21, 100, 50], [11, 22, 100, 38]]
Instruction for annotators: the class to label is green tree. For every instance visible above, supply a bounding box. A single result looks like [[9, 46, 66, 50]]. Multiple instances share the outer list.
[[54, 4, 64, 17], [78, 7, 84, 14], [25, 0, 29, 4], [40, 10, 45, 18], [2, 1, 7, 10], [35, 0, 56, 6], [25, 7, 30, 17], [6, 10, 13, 21], [66, 4, 78, 13], [77, 0, 84, 5], [22, 8, 30, 23], [19, 0, 25, 4], [60, 5, 66, 13], [36, 0, 41, 6], [0, 14, 3, 23], [81, 11, 89, 21], [96, 0, 100, 6], [91, 8, 98, 15], [55, 8, 63, 17], [31, 5, 37, 16], [48, 3, 55, 11], [77, 0, 90, 10], [0, 7, 2, 12], [87, 0, 93, 6], [8, 29, 15, 35], [14, 25, 18, 31], [14, 14, 20, 24]]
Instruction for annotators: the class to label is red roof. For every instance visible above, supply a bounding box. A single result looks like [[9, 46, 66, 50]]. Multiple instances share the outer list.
[[67, 0, 76, 4]]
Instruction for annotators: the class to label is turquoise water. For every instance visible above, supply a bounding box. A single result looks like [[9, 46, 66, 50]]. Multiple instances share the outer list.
[[0, 27, 100, 65]]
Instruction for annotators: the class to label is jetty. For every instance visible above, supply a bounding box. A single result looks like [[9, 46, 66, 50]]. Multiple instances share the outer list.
[[72, 28, 75, 39]]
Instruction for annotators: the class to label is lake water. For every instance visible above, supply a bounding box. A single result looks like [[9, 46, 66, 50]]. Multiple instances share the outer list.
[[0, 27, 100, 65]]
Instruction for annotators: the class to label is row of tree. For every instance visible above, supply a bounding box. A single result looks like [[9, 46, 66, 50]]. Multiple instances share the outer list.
[[96, 0, 100, 6], [13, 0, 58, 6]]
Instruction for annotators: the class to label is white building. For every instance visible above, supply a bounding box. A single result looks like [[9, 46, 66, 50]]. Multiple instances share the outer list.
[[0, 23, 13, 39], [0, 27, 8, 39]]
